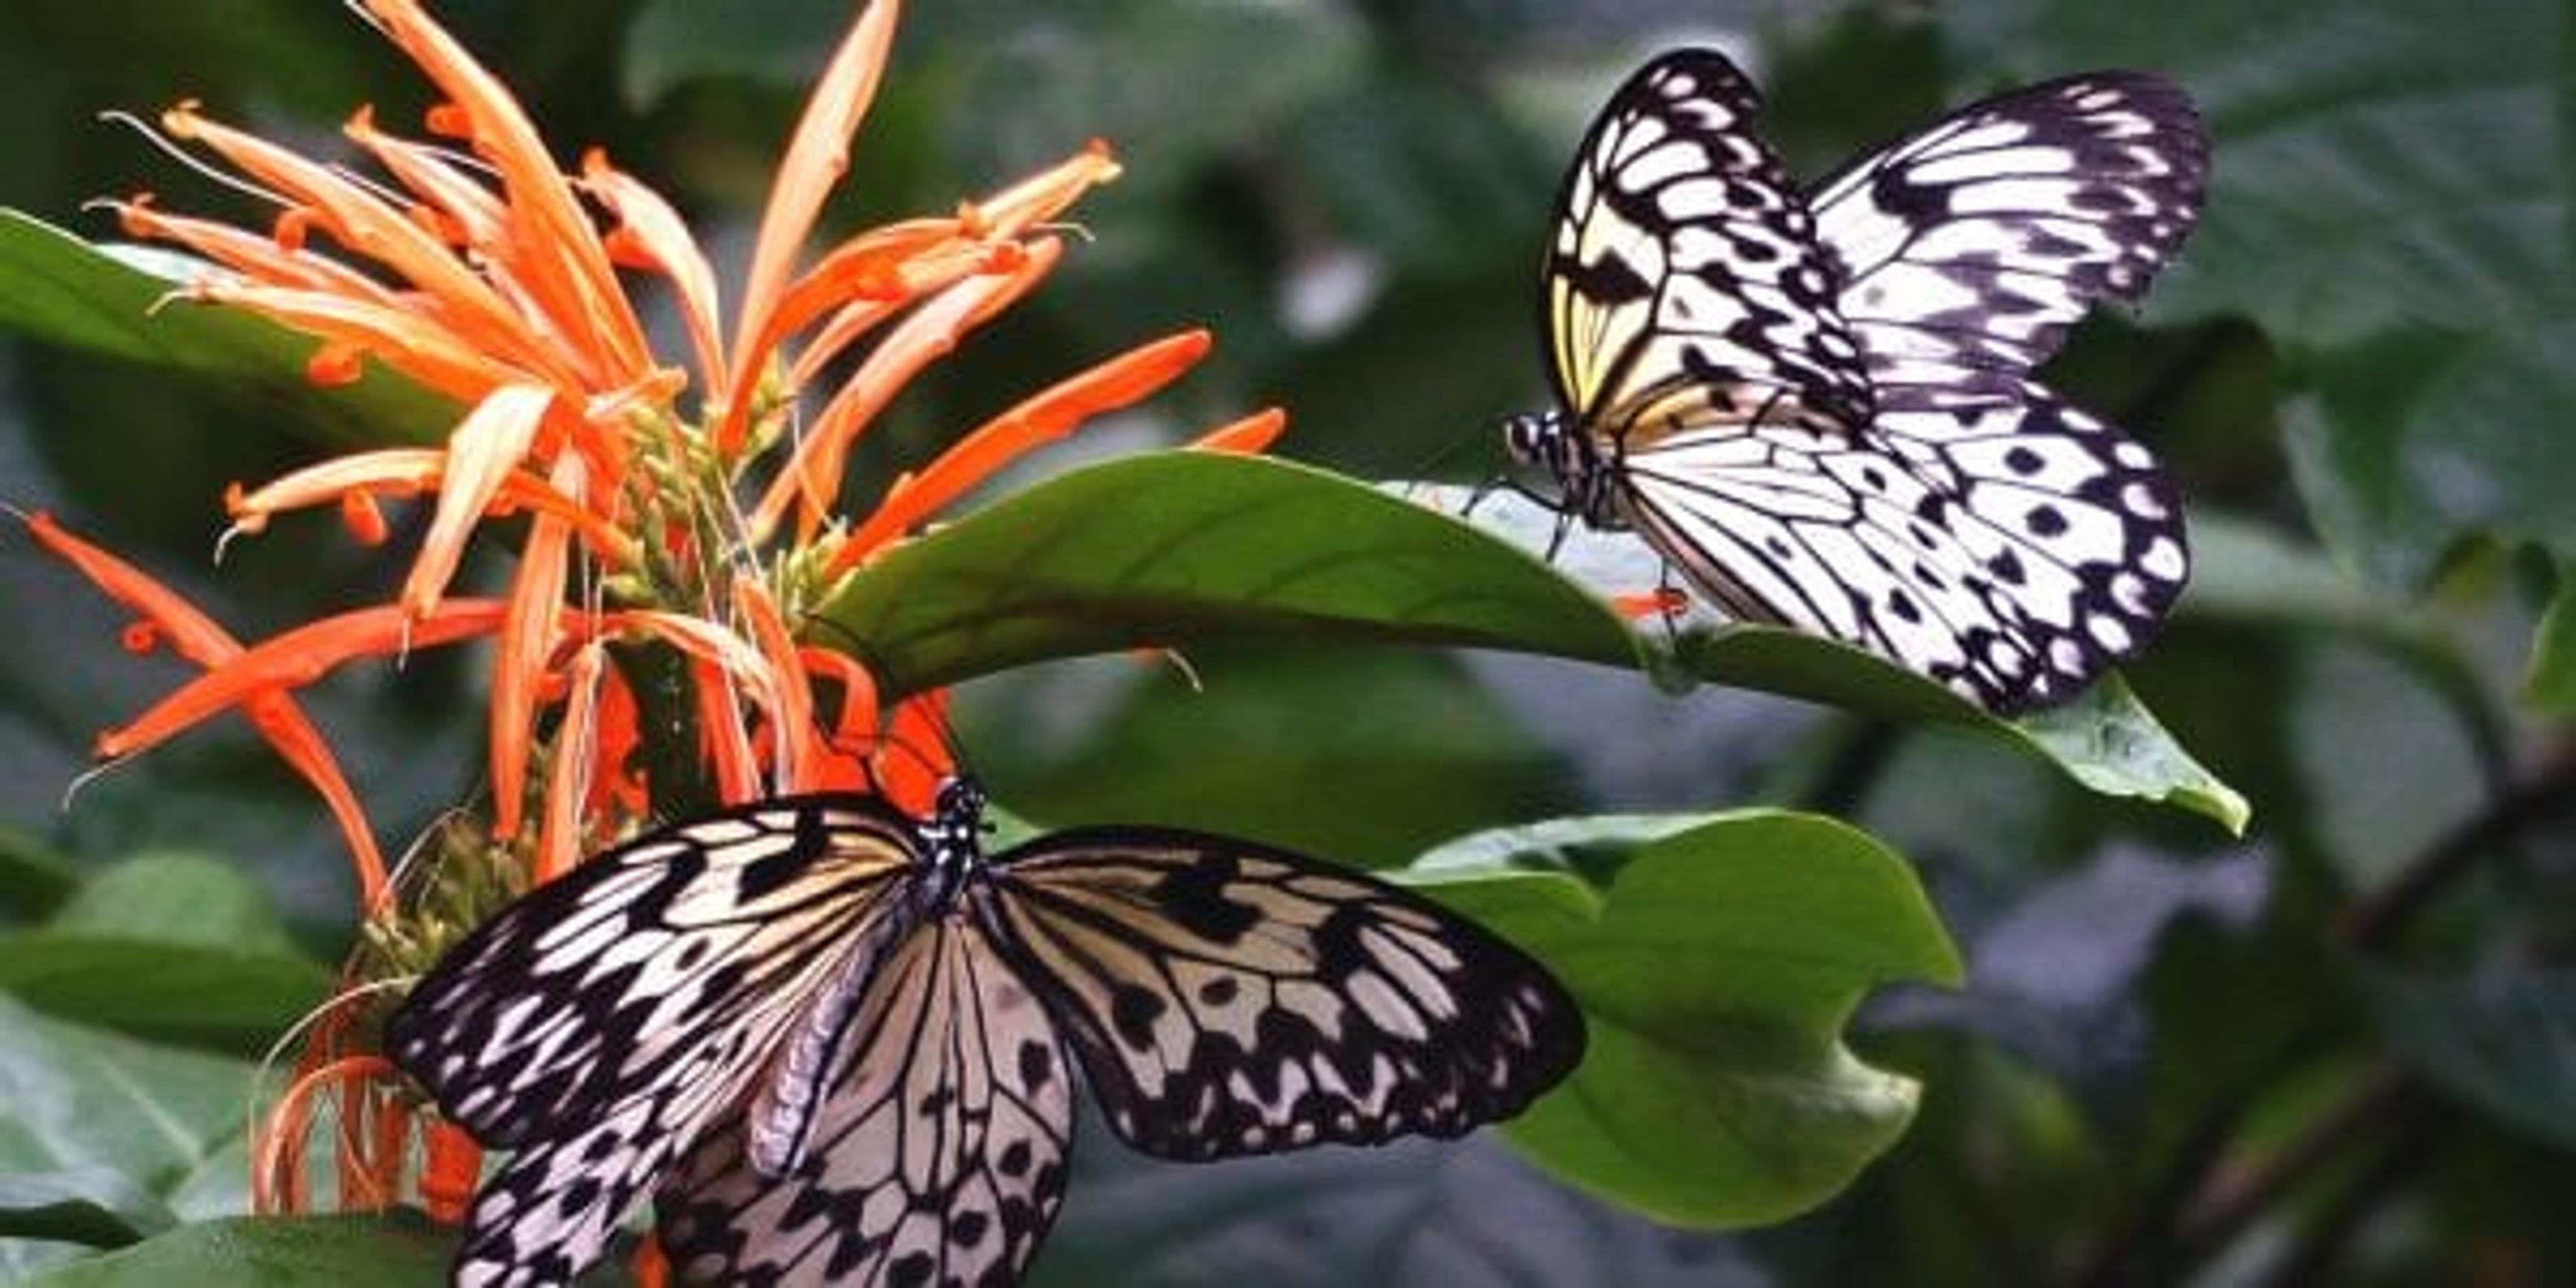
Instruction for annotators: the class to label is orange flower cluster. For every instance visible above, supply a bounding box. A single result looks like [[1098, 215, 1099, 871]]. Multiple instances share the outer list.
[[28, 0, 1277, 1228]]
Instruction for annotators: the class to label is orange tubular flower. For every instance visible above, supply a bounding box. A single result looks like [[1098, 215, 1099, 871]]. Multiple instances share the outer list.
[[38, 0, 1279, 1231]]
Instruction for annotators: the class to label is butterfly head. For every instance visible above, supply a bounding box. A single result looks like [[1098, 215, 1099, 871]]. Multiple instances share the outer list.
[[922, 775, 993, 871], [1498, 409, 1564, 472]]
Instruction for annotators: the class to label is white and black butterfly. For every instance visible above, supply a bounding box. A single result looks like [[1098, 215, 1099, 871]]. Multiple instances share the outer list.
[[384, 777, 1583, 1287], [1501, 50, 2206, 712]]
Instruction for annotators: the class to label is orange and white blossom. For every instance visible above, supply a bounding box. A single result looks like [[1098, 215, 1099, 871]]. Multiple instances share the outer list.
[[30, 0, 1280, 1230]]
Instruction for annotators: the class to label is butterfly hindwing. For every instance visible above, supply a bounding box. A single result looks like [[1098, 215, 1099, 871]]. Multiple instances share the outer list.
[[1545, 48, 1872, 440], [977, 830, 1585, 1161], [1803, 71, 2204, 706], [656, 919, 1075, 1288]]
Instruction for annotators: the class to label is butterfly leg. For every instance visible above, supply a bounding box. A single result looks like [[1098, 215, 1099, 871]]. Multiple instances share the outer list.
[[1458, 474, 1500, 519], [1653, 561, 1688, 647], [1543, 506, 1576, 563]]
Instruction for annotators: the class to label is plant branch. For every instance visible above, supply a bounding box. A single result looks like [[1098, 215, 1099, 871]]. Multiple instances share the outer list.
[[2336, 737, 2576, 952], [2167, 1065, 2415, 1263]]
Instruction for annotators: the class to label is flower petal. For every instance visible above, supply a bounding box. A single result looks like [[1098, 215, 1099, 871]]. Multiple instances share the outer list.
[[535, 641, 606, 883], [751, 239, 1063, 538], [98, 600, 510, 762], [975, 138, 1122, 233], [23, 512, 241, 668], [732, 580, 824, 792], [162, 102, 582, 386], [186, 282, 519, 404], [730, 0, 902, 388], [113, 198, 400, 303], [490, 455, 584, 840], [356, 0, 653, 386], [404, 383, 555, 617], [585, 154, 726, 397], [877, 691, 953, 816], [833, 329, 1212, 568], [1190, 407, 1288, 455]]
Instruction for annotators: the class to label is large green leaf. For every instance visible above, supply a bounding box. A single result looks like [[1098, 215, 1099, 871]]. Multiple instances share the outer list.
[[966, 644, 1578, 867], [824, 454, 2244, 830], [0, 1171, 170, 1248], [0, 210, 453, 449], [0, 828, 78, 925], [1400, 812, 1965, 1226], [0, 854, 331, 1055], [2526, 567, 2576, 712], [819, 453, 1631, 689], [0, 996, 260, 1271], [23, 1214, 450, 1288]]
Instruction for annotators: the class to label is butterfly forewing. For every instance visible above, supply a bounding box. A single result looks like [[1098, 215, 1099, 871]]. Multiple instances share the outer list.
[[384, 799, 918, 1283], [657, 919, 1075, 1288], [977, 830, 1585, 1161], [1813, 72, 2208, 387], [1546, 48, 1873, 441]]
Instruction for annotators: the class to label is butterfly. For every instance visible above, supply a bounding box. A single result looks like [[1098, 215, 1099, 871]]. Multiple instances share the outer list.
[[384, 777, 1584, 1287], [1501, 50, 2206, 712]]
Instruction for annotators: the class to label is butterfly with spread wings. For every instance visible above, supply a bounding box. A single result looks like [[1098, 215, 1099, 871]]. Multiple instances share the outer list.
[[384, 777, 1583, 1287], [1501, 50, 2207, 712]]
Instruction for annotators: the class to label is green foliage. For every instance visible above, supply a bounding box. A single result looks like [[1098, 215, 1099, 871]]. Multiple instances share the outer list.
[[0, 996, 265, 1277], [22, 1214, 451, 1287], [0, 213, 455, 450], [1409, 813, 1963, 1225], [0, 854, 331, 1056], [841, 458, 2244, 828]]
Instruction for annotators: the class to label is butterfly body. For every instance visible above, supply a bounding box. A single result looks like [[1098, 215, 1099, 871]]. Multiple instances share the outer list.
[[1509, 50, 2206, 712], [386, 780, 1582, 1287]]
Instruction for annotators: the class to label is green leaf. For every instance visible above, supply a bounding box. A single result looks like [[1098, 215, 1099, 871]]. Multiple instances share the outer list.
[[1454, 484, 2250, 830], [2007, 677, 2247, 834], [1401, 811, 1964, 1226], [0, 996, 257, 1229], [818, 453, 1633, 692], [820, 454, 2244, 829], [2526, 567, 2576, 712], [0, 1170, 171, 1248], [45, 853, 302, 952], [0, 828, 78, 924], [0, 855, 331, 1054], [2359, 964, 2576, 1150], [23, 1213, 452, 1288], [969, 644, 1576, 867], [0, 209, 453, 449]]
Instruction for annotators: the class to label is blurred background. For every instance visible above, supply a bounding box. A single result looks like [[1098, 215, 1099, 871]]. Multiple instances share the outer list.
[[3, 1, 2571, 1284]]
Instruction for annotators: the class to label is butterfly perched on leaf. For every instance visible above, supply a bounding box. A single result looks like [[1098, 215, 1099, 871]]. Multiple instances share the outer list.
[[1501, 49, 2207, 713], [384, 777, 1584, 1287]]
